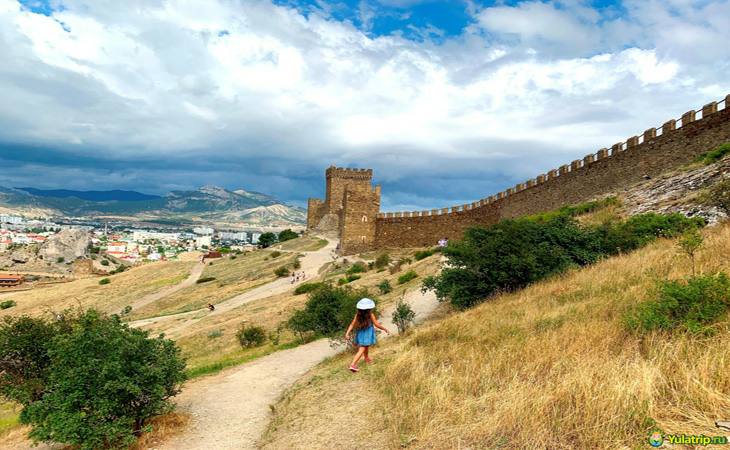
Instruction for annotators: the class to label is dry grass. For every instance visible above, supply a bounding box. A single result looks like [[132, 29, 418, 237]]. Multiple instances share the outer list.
[[0, 260, 196, 318], [264, 224, 730, 449], [377, 223, 730, 449], [260, 355, 392, 450], [276, 236, 329, 252], [130, 251, 298, 319], [130, 412, 191, 450]]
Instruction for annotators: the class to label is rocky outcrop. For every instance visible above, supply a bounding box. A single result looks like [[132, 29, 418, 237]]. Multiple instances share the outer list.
[[622, 158, 730, 225], [38, 229, 91, 262]]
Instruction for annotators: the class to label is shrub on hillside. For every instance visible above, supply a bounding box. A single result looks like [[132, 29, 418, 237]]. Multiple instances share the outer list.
[[278, 229, 299, 242], [196, 276, 216, 284], [392, 298, 415, 334], [338, 274, 361, 285], [374, 253, 390, 270], [423, 211, 703, 309], [378, 280, 392, 294], [0, 310, 186, 450], [270, 251, 282, 258], [414, 249, 435, 261], [100, 259, 110, 266], [274, 266, 290, 277], [292, 258, 301, 270], [695, 142, 730, 165], [287, 284, 373, 337], [236, 324, 267, 348], [398, 270, 418, 284], [0, 300, 15, 310], [294, 282, 325, 295], [625, 273, 730, 334], [346, 262, 367, 275], [99, 278, 111, 285], [708, 178, 730, 215]]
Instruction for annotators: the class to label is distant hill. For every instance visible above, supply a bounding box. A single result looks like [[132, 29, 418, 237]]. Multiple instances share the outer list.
[[0, 186, 305, 227], [17, 188, 162, 202]]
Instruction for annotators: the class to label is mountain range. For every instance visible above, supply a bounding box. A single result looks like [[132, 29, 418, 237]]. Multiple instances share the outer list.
[[0, 186, 305, 227]]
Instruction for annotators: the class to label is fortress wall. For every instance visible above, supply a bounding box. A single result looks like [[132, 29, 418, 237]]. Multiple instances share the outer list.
[[306, 198, 325, 229], [340, 185, 381, 254], [372, 96, 730, 249], [325, 167, 374, 214]]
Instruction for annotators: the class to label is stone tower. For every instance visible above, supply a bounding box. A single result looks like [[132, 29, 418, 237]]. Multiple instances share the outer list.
[[307, 166, 380, 254]]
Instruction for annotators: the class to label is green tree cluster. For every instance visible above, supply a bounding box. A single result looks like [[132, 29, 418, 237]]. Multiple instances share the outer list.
[[424, 212, 704, 309], [0, 310, 186, 450]]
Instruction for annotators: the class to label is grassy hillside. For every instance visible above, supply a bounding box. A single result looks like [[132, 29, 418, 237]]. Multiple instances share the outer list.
[[264, 223, 730, 449], [0, 260, 197, 318]]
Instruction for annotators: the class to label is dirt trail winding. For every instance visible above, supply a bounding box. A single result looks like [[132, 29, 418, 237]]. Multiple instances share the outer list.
[[129, 262, 205, 311], [157, 288, 439, 450], [129, 238, 339, 337]]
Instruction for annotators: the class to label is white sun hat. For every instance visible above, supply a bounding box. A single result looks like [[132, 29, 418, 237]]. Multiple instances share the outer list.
[[356, 298, 376, 310]]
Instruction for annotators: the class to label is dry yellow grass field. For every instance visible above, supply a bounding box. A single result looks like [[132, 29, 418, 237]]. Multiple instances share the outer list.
[[0, 260, 196, 318], [129, 250, 298, 319], [265, 223, 730, 449]]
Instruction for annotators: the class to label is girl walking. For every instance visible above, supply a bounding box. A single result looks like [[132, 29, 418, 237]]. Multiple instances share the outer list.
[[345, 298, 390, 372]]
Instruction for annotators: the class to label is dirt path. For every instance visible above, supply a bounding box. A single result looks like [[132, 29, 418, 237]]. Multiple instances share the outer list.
[[157, 288, 439, 450], [129, 238, 339, 337], [129, 262, 205, 311]]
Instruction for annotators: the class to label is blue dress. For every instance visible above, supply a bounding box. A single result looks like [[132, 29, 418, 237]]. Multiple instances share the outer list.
[[355, 324, 376, 347]]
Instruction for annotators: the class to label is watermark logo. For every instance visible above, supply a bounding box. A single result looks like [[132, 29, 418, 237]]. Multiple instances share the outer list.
[[649, 431, 663, 447], [648, 429, 729, 447]]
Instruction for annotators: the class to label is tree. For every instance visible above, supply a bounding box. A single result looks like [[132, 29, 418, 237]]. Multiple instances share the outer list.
[[392, 297, 415, 334], [278, 229, 298, 242], [257, 232, 277, 248], [0, 310, 186, 450], [678, 228, 704, 276]]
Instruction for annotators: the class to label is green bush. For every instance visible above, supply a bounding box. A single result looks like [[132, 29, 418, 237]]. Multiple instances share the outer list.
[[414, 249, 435, 261], [708, 178, 730, 215], [294, 282, 325, 295], [378, 280, 392, 294], [423, 211, 703, 310], [625, 273, 730, 334], [695, 142, 730, 165], [100, 259, 110, 266], [207, 329, 223, 339], [274, 266, 290, 278], [120, 305, 132, 316], [398, 270, 418, 284], [257, 232, 277, 248], [270, 251, 282, 258], [374, 253, 390, 269], [0, 310, 186, 450], [338, 278, 348, 285], [346, 262, 367, 275], [196, 276, 216, 284], [287, 284, 373, 337], [278, 229, 299, 242], [236, 324, 266, 348], [56, 257, 64, 263], [98, 278, 111, 285], [392, 298, 416, 334], [0, 300, 16, 310], [292, 258, 302, 270]]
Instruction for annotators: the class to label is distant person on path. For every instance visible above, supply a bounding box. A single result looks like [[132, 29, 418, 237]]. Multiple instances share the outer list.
[[207, 303, 215, 312], [345, 298, 390, 372], [438, 237, 448, 248]]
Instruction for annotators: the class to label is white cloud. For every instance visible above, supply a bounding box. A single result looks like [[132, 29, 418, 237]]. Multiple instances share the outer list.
[[0, 0, 728, 208]]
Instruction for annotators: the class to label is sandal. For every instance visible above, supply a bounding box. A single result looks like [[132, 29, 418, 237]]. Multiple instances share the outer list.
[[349, 365, 359, 372]]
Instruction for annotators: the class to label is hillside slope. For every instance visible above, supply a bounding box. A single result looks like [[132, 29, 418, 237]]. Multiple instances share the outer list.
[[264, 224, 730, 449]]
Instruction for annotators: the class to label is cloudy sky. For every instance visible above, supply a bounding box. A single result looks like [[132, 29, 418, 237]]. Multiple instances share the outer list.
[[1, 0, 728, 211]]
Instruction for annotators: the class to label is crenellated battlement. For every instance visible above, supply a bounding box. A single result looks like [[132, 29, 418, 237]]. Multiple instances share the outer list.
[[326, 166, 373, 180], [376, 94, 729, 222]]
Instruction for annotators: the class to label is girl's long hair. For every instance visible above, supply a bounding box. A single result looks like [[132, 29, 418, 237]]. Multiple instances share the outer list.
[[354, 308, 373, 330]]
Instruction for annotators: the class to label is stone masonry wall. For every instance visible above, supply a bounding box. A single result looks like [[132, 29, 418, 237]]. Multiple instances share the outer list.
[[373, 95, 730, 250], [340, 185, 381, 254], [306, 198, 325, 229]]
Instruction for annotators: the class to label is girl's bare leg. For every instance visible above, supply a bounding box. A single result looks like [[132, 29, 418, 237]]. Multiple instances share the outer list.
[[350, 346, 366, 367], [364, 346, 371, 362]]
